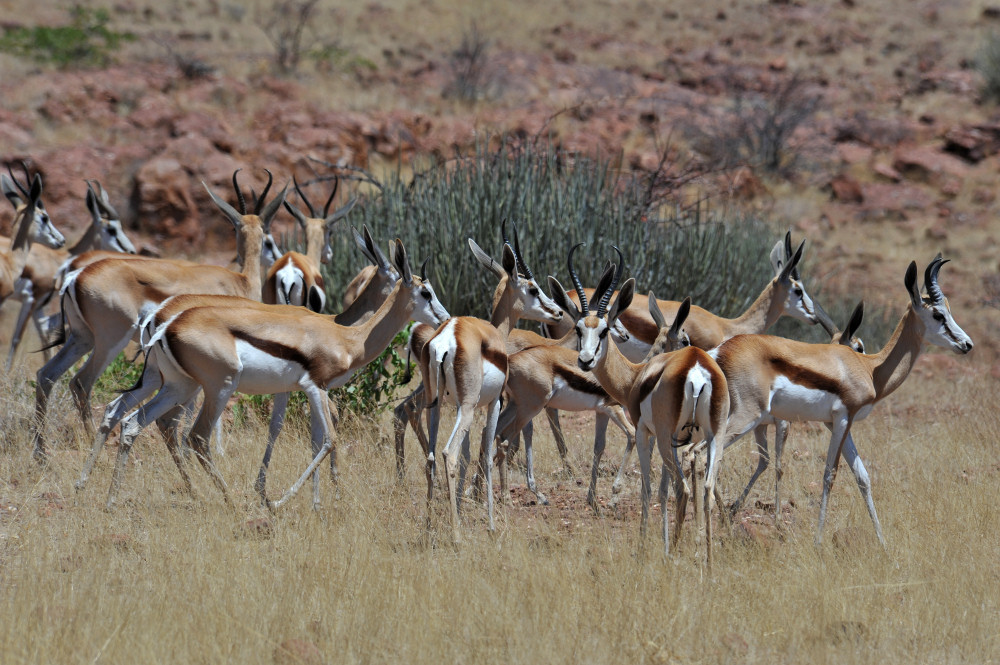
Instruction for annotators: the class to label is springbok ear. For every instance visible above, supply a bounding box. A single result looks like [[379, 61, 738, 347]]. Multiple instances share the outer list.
[[769, 238, 786, 275], [468, 238, 504, 277], [325, 197, 357, 225], [28, 173, 42, 202], [501, 243, 517, 277], [647, 291, 667, 331], [307, 284, 326, 313], [608, 278, 635, 326], [0, 173, 19, 206], [394, 238, 413, 285], [844, 301, 864, 342], [85, 187, 101, 223], [353, 225, 379, 266], [259, 183, 289, 230], [670, 297, 692, 335], [904, 261, 922, 308], [548, 275, 581, 322], [778, 240, 805, 281], [203, 181, 244, 227], [284, 200, 309, 229]]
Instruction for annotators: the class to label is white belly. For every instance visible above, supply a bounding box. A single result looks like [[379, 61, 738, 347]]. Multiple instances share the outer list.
[[235, 340, 310, 394], [769, 376, 843, 423]]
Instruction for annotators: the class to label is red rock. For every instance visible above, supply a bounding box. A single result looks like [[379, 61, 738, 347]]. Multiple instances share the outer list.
[[872, 162, 902, 182], [769, 56, 788, 71], [829, 174, 863, 203], [893, 145, 969, 184], [858, 182, 935, 218], [836, 141, 872, 164], [134, 157, 200, 244], [943, 123, 1000, 163]]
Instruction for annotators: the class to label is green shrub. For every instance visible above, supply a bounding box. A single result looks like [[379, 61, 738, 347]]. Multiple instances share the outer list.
[[92, 352, 144, 404], [320, 138, 776, 322], [0, 6, 134, 68]]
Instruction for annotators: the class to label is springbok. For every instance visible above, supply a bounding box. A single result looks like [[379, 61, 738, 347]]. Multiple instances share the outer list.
[[77, 227, 403, 510], [711, 257, 972, 546], [3, 181, 136, 369], [421, 238, 564, 542], [558, 248, 729, 562], [30, 169, 286, 460], [99, 238, 449, 511], [1, 168, 66, 303]]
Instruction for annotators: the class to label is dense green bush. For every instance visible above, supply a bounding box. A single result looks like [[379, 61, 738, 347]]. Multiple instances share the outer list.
[[0, 6, 133, 68], [320, 138, 777, 321]]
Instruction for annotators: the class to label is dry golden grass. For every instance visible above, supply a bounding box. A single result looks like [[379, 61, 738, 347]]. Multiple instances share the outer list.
[[1, 358, 997, 664]]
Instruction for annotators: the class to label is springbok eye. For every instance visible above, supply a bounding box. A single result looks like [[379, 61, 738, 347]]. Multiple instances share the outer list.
[[529, 287, 539, 297], [932, 311, 944, 322], [682, 339, 690, 347], [794, 287, 803, 296], [421, 289, 432, 300], [599, 328, 608, 339]]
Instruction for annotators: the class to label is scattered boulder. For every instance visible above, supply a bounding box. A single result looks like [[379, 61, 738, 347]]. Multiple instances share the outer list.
[[829, 173, 863, 203], [892, 145, 969, 185], [133, 157, 200, 244]]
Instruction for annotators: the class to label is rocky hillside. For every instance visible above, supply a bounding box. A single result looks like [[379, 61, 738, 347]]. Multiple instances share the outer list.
[[0, 0, 997, 361]]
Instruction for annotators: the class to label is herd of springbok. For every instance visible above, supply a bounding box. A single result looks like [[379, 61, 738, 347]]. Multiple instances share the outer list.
[[0, 162, 974, 564]]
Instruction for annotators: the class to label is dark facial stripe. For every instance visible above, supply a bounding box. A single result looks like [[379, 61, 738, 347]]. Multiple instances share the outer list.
[[552, 364, 607, 397]]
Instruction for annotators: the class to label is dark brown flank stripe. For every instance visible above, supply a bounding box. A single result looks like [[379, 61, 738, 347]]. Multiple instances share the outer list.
[[552, 364, 607, 397], [481, 339, 508, 375], [231, 328, 322, 385], [769, 356, 844, 398]]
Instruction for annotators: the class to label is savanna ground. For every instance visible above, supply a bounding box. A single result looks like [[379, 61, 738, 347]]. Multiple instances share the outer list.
[[1, 349, 998, 664], [2, 0, 1000, 662]]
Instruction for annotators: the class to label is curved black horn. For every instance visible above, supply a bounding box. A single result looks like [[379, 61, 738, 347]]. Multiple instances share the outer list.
[[784, 231, 801, 280], [7, 163, 28, 197], [597, 246, 624, 317], [293, 175, 318, 217], [511, 222, 534, 281], [254, 169, 273, 215], [420, 258, 429, 281], [232, 169, 246, 214], [567, 242, 588, 314], [322, 175, 339, 218], [924, 256, 949, 304], [501, 218, 511, 247]]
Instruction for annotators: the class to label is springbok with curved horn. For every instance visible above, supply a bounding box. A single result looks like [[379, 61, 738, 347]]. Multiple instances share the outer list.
[[421, 234, 564, 542], [30, 169, 286, 460], [491, 256, 646, 511], [711, 257, 972, 546], [77, 226, 405, 508], [98, 238, 448, 511], [725, 301, 867, 522], [4, 180, 137, 369], [557, 247, 729, 562], [263, 175, 357, 313], [592, 232, 825, 362], [1, 166, 66, 303]]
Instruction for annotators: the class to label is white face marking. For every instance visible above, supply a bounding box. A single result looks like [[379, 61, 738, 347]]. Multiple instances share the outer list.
[[782, 278, 817, 325], [275, 263, 306, 306], [103, 220, 137, 254], [920, 300, 973, 354], [411, 281, 450, 326], [576, 318, 609, 371], [517, 276, 564, 324], [30, 205, 65, 249]]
